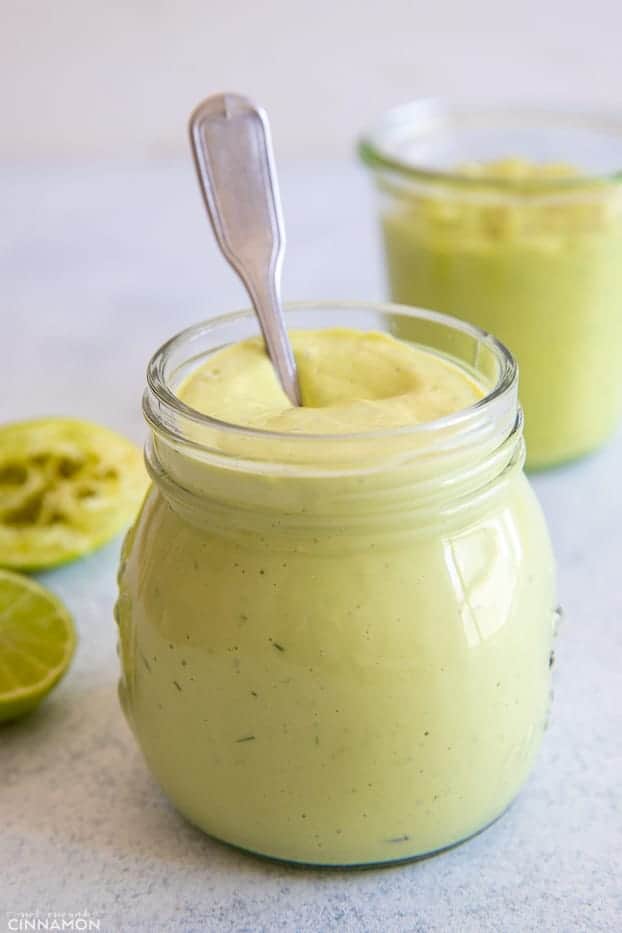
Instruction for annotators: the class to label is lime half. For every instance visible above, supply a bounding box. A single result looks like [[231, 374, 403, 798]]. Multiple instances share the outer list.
[[0, 418, 148, 570], [0, 569, 76, 723]]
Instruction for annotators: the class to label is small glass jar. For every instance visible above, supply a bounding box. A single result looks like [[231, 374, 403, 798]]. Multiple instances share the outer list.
[[359, 102, 622, 469], [115, 301, 556, 867]]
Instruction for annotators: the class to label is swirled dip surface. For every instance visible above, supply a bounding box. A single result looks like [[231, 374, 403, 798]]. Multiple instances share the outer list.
[[179, 328, 483, 433]]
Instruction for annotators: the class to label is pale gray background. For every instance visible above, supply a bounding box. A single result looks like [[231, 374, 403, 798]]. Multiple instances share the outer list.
[[2, 4, 622, 932], [1, 0, 621, 160], [2, 159, 621, 933]]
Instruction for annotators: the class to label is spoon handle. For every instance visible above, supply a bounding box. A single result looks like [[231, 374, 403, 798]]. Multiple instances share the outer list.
[[189, 93, 301, 406]]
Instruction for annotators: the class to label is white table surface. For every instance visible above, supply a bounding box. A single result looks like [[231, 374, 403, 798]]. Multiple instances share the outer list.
[[2, 161, 621, 933]]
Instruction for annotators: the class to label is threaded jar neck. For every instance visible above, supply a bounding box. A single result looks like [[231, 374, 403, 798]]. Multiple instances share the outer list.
[[143, 301, 522, 531]]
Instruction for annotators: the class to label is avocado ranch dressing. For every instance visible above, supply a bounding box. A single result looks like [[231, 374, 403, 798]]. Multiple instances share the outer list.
[[180, 329, 484, 431], [376, 158, 622, 468], [116, 317, 556, 865]]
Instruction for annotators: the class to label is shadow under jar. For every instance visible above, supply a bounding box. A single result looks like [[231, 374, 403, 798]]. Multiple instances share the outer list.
[[359, 102, 622, 469], [115, 302, 556, 867]]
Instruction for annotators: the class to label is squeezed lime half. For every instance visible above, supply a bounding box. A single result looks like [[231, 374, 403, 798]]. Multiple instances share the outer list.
[[0, 418, 148, 570], [0, 569, 77, 723]]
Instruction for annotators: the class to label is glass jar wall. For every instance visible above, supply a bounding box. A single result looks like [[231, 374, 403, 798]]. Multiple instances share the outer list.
[[359, 103, 622, 469], [116, 302, 556, 866]]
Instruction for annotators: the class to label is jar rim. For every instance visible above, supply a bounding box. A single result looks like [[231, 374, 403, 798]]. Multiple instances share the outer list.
[[358, 99, 622, 191], [144, 300, 517, 449]]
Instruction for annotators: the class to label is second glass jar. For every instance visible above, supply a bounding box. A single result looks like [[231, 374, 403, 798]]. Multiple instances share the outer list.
[[360, 102, 622, 469]]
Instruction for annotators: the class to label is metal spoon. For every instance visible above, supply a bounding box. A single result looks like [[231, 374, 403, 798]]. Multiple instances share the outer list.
[[189, 93, 302, 406]]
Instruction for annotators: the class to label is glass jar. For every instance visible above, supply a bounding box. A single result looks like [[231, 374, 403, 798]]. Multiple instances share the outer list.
[[115, 301, 556, 867], [359, 102, 622, 469]]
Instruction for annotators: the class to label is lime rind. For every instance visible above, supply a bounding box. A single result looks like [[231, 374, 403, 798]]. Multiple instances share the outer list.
[[0, 418, 149, 570], [0, 569, 76, 723]]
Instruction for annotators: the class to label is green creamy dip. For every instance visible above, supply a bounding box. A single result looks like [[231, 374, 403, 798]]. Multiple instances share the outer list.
[[180, 328, 484, 431], [116, 325, 556, 865], [380, 159, 622, 468]]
